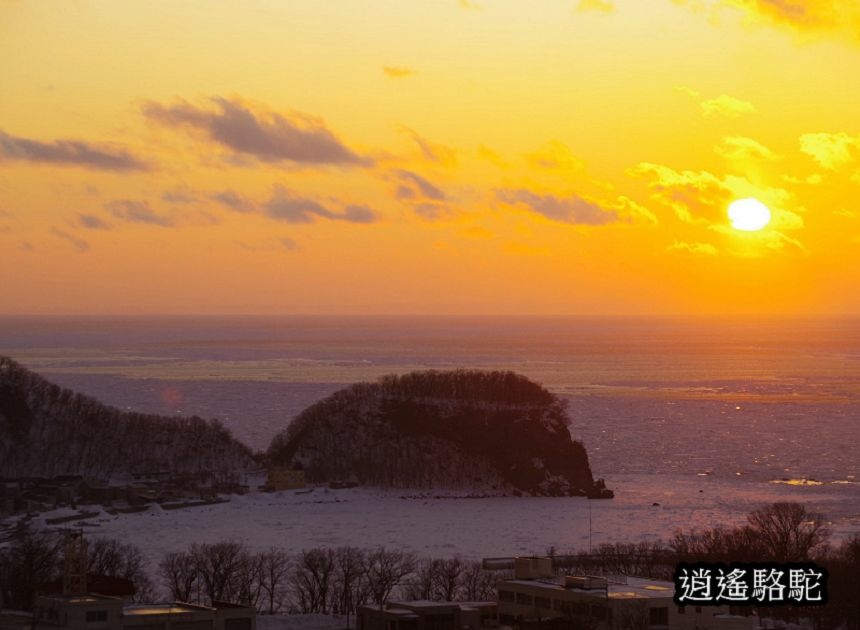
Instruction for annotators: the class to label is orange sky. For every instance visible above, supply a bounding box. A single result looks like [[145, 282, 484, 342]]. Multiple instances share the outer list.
[[1, 0, 859, 316]]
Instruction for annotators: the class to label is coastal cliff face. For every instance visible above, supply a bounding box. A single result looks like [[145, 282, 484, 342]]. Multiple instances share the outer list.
[[268, 370, 611, 497], [0, 357, 255, 478]]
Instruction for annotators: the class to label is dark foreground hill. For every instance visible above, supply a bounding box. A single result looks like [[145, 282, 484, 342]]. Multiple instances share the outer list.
[[0, 357, 255, 478], [268, 370, 612, 497]]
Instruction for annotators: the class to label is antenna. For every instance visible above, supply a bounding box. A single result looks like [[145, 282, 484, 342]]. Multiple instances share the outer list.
[[63, 530, 88, 595]]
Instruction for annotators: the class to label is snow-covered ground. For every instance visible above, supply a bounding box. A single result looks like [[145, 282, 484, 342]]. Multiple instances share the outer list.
[[31, 473, 860, 567]]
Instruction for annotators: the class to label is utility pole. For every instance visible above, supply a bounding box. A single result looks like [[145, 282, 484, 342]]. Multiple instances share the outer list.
[[588, 498, 593, 555], [63, 530, 88, 595]]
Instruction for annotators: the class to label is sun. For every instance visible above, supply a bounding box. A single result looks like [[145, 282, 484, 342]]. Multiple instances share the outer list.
[[728, 198, 771, 232]]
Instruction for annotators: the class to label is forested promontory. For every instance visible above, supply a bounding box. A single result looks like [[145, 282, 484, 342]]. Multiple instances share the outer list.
[[268, 370, 611, 497], [0, 356, 255, 478]]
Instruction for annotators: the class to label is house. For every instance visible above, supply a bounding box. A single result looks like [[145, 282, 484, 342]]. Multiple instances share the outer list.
[[32, 594, 255, 630], [358, 600, 497, 630], [265, 467, 305, 491]]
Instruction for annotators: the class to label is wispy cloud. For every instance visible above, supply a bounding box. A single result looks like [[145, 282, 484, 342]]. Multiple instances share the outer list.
[[392, 169, 446, 201], [265, 186, 379, 224], [401, 127, 457, 166], [414, 203, 455, 221], [577, 0, 614, 13], [667, 240, 719, 256], [143, 97, 369, 166], [280, 237, 299, 251], [498, 189, 620, 225], [799, 132, 860, 170], [682, 0, 860, 43], [526, 141, 584, 170], [106, 200, 174, 227], [0, 129, 148, 171], [383, 66, 416, 78], [51, 228, 89, 252], [161, 186, 198, 204], [211, 189, 256, 213], [78, 214, 111, 230], [629, 162, 730, 223], [700, 94, 757, 118], [715, 136, 779, 161]]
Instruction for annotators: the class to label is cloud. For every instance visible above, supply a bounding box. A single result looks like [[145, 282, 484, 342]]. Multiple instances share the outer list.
[[414, 203, 455, 221], [526, 141, 585, 170], [477, 144, 507, 168], [211, 189, 256, 213], [143, 97, 368, 166], [577, 0, 614, 12], [392, 170, 446, 201], [341, 205, 377, 223], [608, 195, 659, 224], [498, 189, 620, 225], [715, 136, 779, 161], [161, 186, 197, 204], [401, 127, 457, 166], [729, 0, 859, 36], [265, 185, 379, 224], [383, 66, 416, 78], [668, 240, 719, 256], [78, 214, 111, 230], [280, 237, 299, 251], [106, 200, 174, 227], [799, 132, 860, 170], [676, 0, 860, 43], [629, 162, 731, 223], [51, 228, 89, 252], [0, 129, 148, 171], [710, 222, 806, 255], [19, 242, 34, 252], [674, 86, 702, 99], [700, 94, 757, 118]]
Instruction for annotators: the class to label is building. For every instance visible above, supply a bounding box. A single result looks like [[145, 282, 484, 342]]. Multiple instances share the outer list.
[[32, 594, 255, 630], [495, 557, 752, 630], [358, 600, 497, 630], [265, 467, 305, 491]]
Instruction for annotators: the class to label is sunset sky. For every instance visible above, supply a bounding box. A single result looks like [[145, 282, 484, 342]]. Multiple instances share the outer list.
[[2, 0, 859, 316]]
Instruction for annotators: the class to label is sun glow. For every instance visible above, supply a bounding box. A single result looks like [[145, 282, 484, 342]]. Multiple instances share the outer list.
[[728, 198, 772, 232]]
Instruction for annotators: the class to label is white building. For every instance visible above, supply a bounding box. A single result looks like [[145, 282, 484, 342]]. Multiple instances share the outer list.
[[32, 594, 255, 630], [495, 557, 752, 630]]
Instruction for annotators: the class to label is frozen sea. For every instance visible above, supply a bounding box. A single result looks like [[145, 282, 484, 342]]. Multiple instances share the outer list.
[[2, 315, 860, 556]]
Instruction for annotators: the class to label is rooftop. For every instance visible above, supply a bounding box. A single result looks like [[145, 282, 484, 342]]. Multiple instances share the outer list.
[[501, 576, 675, 601], [123, 603, 212, 616]]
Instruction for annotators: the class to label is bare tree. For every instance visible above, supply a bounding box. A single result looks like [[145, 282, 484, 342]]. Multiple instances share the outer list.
[[293, 548, 336, 613], [160, 551, 198, 603], [364, 548, 416, 605], [431, 558, 464, 601], [0, 524, 62, 610], [233, 551, 264, 609], [457, 562, 498, 601], [87, 538, 154, 602], [192, 541, 250, 604], [403, 559, 436, 601], [258, 548, 291, 614], [746, 502, 830, 562]]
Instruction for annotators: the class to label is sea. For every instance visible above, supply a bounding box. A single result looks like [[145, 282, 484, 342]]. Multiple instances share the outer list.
[[2, 315, 859, 554]]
